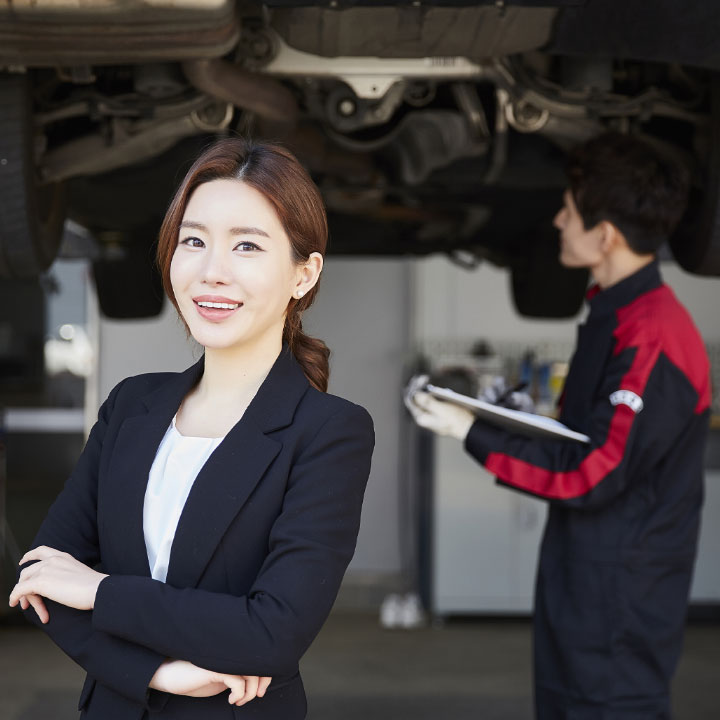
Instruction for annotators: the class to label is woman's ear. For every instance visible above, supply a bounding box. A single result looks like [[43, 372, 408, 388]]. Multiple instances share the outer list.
[[293, 252, 323, 298]]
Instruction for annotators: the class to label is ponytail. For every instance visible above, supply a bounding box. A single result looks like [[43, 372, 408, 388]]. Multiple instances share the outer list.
[[284, 307, 330, 393]]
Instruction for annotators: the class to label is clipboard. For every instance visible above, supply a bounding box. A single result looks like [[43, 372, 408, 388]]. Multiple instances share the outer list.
[[425, 384, 591, 443]]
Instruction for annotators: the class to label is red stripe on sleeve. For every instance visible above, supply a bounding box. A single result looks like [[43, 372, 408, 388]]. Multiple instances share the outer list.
[[486, 406, 634, 499], [484, 343, 660, 501]]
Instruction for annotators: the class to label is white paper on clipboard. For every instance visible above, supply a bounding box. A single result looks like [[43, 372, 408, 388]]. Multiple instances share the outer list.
[[425, 384, 591, 444]]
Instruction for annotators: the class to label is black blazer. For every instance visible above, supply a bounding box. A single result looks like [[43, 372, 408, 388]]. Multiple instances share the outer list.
[[23, 347, 375, 720]]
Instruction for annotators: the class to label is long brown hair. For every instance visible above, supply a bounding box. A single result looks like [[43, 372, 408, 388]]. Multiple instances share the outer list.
[[156, 137, 330, 392]]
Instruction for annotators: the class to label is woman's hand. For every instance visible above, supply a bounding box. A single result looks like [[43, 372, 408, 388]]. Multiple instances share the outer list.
[[12, 592, 49, 625], [229, 675, 272, 706], [149, 660, 227, 698], [150, 659, 272, 706], [8, 546, 108, 623]]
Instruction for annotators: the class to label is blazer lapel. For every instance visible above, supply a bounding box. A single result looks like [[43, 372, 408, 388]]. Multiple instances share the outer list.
[[166, 346, 310, 589], [103, 358, 204, 576]]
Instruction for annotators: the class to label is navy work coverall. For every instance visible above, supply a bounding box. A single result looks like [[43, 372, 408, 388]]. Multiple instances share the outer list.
[[465, 262, 711, 719]]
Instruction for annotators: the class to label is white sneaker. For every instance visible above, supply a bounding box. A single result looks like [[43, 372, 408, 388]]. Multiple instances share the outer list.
[[399, 593, 425, 629], [379, 593, 403, 628]]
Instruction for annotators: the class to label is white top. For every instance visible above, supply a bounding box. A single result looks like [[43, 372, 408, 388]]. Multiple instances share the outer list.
[[143, 416, 224, 582]]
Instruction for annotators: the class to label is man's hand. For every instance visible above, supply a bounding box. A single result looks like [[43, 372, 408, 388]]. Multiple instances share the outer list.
[[150, 660, 272, 706], [405, 379, 475, 441], [9, 546, 108, 622]]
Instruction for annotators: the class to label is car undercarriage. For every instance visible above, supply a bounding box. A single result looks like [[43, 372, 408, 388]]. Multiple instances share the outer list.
[[2, 0, 719, 318]]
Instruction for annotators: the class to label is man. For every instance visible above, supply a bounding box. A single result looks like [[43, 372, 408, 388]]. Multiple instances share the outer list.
[[408, 132, 711, 719]]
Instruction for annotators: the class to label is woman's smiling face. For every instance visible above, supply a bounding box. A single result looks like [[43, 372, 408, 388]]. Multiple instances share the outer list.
[[170, 178, 301, 352]]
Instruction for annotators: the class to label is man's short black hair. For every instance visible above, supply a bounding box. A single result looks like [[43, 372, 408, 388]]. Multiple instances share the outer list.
[[567, 132, 690, 255]]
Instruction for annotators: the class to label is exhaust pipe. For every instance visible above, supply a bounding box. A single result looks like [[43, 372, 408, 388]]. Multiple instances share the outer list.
[[183, 58, 299, 127]]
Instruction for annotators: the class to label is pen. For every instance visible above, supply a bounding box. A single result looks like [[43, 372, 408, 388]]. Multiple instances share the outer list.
[[495, 381, 528, 407]]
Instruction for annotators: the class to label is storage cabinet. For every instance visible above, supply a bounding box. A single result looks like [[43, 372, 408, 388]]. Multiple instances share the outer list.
[[431, 435, 546, 615], [690, 469, 720, 603]]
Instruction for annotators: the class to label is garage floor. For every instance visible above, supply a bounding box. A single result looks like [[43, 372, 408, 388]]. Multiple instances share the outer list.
[[1, 611, 718, 719]]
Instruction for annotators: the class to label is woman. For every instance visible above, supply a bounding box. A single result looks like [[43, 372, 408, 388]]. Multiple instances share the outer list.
[[9, 138, 375, 719]]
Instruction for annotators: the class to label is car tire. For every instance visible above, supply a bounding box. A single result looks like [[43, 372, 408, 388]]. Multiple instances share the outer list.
[[0, 73, 66, 278], [670, 74, 720, 275], [92, 239, 165, 319], [510, 229, 589, 318]]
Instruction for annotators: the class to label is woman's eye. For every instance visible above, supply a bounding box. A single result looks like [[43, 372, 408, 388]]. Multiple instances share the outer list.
[[180, 236, 205, 248], [236, 241, 261, 252]]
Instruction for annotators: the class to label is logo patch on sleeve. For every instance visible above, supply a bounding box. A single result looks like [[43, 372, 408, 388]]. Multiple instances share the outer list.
[[609, 390, 644, 413]]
